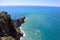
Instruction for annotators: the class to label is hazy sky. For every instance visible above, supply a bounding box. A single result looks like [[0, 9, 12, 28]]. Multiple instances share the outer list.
[[0, 0, 60, 6]]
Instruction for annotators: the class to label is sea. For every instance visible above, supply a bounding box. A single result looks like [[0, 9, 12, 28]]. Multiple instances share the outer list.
[[0, 6, 60, 40]]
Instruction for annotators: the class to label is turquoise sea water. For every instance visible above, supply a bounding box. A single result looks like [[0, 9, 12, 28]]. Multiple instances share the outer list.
[[0, 6, 60, 40]]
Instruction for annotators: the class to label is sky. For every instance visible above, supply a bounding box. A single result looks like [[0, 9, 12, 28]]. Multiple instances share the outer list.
[[0, 0, 60, 6]]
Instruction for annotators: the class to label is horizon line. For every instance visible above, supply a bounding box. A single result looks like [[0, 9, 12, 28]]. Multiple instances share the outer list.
[[0, 5, 60, 7]]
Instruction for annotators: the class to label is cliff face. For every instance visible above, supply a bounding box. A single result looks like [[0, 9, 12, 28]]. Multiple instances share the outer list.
[[0, 11, 25, 40]]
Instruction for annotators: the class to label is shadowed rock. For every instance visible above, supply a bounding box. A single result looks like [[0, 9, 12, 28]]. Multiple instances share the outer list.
[[0, 11, 25, 40]]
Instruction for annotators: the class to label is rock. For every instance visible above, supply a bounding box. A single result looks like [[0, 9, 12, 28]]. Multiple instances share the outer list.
[[0, 11, 25, 40]]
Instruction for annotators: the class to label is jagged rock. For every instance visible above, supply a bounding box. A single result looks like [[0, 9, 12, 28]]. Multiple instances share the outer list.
[[0, 11, 25, 40]]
